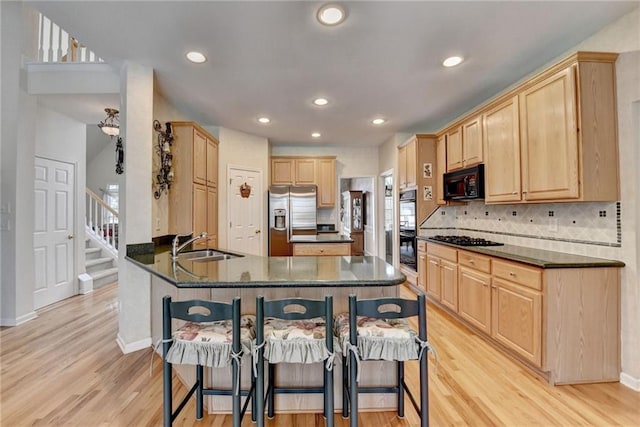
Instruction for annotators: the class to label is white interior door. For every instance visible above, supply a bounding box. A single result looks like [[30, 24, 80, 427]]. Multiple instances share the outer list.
[[227, 166, 263, 256], [33, 157, 75, 309]]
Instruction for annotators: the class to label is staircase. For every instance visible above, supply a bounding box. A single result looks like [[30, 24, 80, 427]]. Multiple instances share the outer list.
[[84, 237, 118, 288], [83, 188, 119, 292]]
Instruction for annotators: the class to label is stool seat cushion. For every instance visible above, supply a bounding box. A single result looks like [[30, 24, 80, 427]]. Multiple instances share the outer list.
[[263, 316, 330, 364], [167, 315, 255, 368], [334, 313, 419, 361]]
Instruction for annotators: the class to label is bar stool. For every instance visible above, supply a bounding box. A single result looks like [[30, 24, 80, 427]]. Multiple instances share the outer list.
[[335, 294, 432, 427], [254, 295, 336, 427], [162, 296, 255, 427]]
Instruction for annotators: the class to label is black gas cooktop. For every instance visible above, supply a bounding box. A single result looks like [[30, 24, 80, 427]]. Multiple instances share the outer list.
[[430, 235, 504, 247]]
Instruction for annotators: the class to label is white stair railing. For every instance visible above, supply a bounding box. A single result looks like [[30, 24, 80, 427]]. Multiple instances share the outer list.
[[37, 13, 103, 63], [86, 188, 118, 252]]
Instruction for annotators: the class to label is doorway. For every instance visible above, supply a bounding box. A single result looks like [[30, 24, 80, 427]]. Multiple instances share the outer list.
[[339, 176, 375, 256], [227, 165, 263, 256], [33, 156, 76, 309]]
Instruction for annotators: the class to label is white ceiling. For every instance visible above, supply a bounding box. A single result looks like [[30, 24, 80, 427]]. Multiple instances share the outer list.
[[30, 1, 638, 147]]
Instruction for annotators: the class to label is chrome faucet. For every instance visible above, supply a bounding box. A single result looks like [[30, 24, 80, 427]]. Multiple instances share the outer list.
[[171, 231, 207, 259]]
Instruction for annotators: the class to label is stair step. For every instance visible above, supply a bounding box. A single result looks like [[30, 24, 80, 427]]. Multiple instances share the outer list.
[[85, 247, 101, 260], [91, 267, 118, 288], [85, 257, 113, 273]]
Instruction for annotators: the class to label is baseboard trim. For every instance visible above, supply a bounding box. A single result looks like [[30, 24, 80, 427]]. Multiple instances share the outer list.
[[116, 334, 152, 354], [620, 372, 640, 391], [0, 311, 38, 326]]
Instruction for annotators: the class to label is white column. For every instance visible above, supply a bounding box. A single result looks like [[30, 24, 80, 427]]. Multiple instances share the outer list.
[[116, 61, 154, 353]]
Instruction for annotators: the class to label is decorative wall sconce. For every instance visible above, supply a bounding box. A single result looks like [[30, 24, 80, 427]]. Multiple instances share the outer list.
[[153, 120, 174, 199], [240, 182, 252, 198], [115, 137, 124, 175]]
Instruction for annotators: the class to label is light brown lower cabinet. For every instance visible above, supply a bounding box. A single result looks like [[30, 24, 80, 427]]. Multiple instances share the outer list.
[[292, 242, 351, 256], [424, 241, 620, 384], [491, 277, 542, 367], [458, 266, 492, 335]]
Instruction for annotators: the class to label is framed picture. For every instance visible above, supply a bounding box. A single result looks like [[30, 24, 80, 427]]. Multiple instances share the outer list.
[[423, 162, 433, 179], [423, 185, 433, 201]]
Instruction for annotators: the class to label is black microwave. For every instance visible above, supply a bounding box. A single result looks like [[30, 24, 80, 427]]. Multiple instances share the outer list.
[[443, 164, 485, 200]]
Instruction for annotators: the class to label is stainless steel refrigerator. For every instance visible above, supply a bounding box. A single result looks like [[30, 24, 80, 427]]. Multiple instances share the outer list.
[[268, 185, 317, 256]]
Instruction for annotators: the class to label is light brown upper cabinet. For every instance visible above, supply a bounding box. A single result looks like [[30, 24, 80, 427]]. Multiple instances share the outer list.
[[445, 116, 483, 172], [398, 136, 419, 190], [206, 138, 218, 188], [271, 158, 316, 185], [316, 158, 336, 208], [270, 156, 336, 207], [520, 66, 580, 201], [271, 158, 295, 185], [461, 115, 483, 167], [481, 52, 618, 203], [483, 96, 522, 203], [169, 122, 219, 248], [436, 135, 447, 205], [445, 126, 463, 171], [294, 159, 316, 185]]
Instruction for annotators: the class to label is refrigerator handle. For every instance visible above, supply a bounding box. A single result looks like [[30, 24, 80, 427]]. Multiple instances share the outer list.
[[287, 194, 292, 242]]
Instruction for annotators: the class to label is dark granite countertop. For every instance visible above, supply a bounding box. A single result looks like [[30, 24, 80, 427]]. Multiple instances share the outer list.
[[126, 249, 405, 288], [290, 234, 354, 243], [418, 237, 624, 268]]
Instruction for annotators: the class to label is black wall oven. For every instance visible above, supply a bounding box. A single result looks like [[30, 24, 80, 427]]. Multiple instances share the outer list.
[[399, 190, 417, 271]]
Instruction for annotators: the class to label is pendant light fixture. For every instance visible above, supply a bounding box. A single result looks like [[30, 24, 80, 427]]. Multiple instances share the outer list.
[[98, 108, 120, 136]]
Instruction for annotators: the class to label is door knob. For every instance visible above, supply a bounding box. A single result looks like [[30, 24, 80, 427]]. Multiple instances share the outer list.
[[67, 234, 74, 239]]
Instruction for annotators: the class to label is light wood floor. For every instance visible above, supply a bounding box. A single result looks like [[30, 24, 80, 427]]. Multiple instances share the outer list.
[[1, 282, 638, 426]]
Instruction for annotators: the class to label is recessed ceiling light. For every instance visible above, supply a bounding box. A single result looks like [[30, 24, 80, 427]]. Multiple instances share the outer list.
[[372, 118, 386, 125], [313, 98, 329, 106], [186, 51, 207, 63], [258, 117, 271, 124], [311, 132, 321, 138], [442, 56, 464, 67], [317, 4, 346, 26]]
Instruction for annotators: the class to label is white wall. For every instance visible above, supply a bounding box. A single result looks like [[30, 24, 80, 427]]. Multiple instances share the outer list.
[[216, 127, 270, 255], [1, 2, 39, 325], [35, 103, 88, 278], [86, 128, 118, 198]]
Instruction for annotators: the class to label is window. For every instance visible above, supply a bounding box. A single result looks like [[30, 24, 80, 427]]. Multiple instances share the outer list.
[[103, 183, 119, 224]]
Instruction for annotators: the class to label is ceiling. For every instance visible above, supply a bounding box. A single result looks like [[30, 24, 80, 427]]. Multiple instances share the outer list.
[[30, 1, 638, 147]]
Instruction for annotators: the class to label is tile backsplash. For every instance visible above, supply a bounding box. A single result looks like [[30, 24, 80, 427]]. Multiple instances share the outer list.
[[420, 201, 620, 249]]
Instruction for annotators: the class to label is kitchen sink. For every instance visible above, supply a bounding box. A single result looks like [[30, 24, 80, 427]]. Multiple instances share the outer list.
[[177, 249, 241, 262]]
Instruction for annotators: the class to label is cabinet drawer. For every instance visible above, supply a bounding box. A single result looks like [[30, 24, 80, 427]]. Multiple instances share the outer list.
[[427, 243, 457, 262], [293, 243, 351, 256], [493, 259, 542, 290], [458, 250, 491, 274], [417, 240, 427, 253]]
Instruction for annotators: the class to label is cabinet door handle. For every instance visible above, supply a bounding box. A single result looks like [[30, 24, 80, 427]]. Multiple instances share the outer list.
[[468, 259, 475, 264], [509, 272, 516, 277]]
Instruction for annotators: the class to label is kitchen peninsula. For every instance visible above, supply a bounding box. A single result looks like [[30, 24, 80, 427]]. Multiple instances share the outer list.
[[127, 248, 406, 413]]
